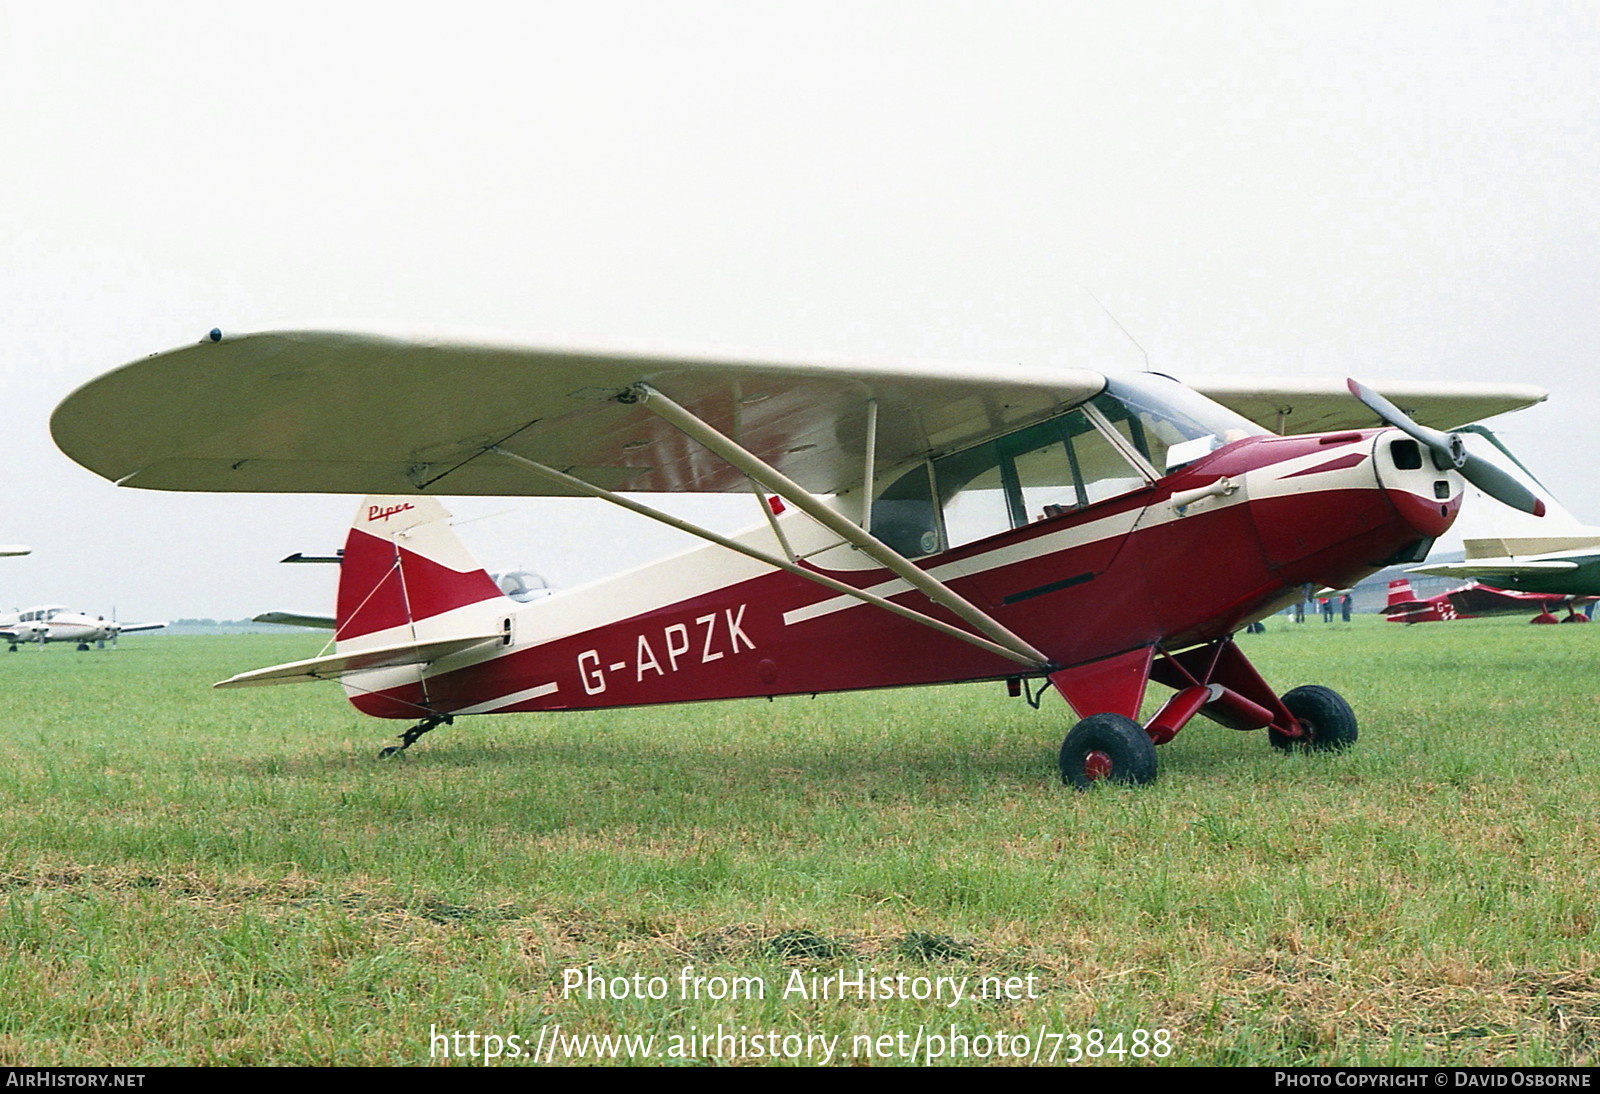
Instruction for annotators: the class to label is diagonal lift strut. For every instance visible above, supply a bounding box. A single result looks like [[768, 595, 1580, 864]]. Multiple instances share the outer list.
[[619, 381, 1052, 669], [489, 448, 1048, 669]]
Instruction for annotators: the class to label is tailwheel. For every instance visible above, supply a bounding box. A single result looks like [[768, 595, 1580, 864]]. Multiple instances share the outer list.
[[377, 713, 453, 759], [1059, 713, 1158, 790], [1270, 685, 1357, 752]]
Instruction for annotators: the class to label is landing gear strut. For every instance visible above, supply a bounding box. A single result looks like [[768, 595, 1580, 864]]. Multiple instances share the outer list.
[[378, 713, 453, 759], [1050, 637, 1358, 788]]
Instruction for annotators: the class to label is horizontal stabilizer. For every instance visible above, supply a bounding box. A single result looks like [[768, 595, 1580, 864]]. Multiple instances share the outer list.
[[214, 632, 503, 689], [253, 611, 337, 629]]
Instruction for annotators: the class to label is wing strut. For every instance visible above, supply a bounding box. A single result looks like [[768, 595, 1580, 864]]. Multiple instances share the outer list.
[[621, 381, 1053, 669], [488, 448, 1048, 669]]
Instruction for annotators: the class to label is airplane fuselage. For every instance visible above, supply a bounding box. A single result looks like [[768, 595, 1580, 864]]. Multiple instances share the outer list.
[[338, 426, 1458, 719]]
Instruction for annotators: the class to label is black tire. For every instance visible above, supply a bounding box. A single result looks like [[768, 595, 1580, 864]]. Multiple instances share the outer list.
[[1271, 685, 1358, 752], [1059, 713, 1158, 790]]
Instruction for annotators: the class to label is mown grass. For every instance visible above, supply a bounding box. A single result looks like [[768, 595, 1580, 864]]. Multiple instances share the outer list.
[[1, 619, 1598, 1066]]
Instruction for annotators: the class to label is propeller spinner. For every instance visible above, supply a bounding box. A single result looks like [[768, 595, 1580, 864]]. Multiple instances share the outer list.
[[1347, 379, 1545, 517]]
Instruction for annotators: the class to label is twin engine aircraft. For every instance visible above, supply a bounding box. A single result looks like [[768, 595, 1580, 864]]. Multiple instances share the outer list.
[[0, 606, 166, 651], [49, 329, 1548, 786]]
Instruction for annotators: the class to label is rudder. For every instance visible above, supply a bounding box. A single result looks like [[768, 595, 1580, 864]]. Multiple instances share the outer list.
[[336, 496, 506, 645]]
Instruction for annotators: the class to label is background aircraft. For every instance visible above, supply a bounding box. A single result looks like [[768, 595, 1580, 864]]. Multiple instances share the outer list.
[[50, 329, 1548, 787], [1383, 577, 1591, 624], [0, 606, 166, 651], [1409, 427, 1600, 597]]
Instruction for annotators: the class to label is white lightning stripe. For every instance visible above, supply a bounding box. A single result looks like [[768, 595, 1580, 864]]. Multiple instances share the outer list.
[[452, 681, 560, 715], [783, 507, 1142, 626]]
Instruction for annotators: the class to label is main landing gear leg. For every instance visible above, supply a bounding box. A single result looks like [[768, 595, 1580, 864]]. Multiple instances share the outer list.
[[378, 714, 453, 759], [1050, 637, 1358, 788], [1149, 638, 1356, 752]]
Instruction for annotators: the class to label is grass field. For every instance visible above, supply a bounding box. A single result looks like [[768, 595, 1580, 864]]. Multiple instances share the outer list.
[[2, 618, 1597, 1066]]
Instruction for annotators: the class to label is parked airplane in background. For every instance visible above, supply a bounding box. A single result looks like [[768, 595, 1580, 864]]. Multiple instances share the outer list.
[[1383, 578, 1592, 625], [0, 606, 166, 651], [1409, 427, 1600, 597], [50, 328, 1549, 787]]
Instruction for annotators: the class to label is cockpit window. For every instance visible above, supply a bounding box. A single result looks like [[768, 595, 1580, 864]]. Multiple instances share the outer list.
[[1097, 374, 1268, 472], [868, 375, 1263, 558], [871, 406, 1153, 555], [870, 461, 940, 558]]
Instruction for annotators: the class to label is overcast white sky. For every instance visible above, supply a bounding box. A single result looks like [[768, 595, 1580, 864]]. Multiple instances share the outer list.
[[3, 1, 1597, 620]]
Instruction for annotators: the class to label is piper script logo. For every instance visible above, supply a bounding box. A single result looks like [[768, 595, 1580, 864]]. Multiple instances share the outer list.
[[368, 503, 416, 523]]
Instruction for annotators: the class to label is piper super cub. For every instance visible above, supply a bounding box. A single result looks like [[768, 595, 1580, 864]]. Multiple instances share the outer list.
[[49, 329, 1547, 786]]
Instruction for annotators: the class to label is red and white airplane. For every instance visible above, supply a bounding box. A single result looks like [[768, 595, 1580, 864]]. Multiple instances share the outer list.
[[50, 329, 1548, 786], [1382, 577, 1592, 625]]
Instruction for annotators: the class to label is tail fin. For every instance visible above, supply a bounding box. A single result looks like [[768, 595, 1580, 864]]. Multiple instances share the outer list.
[[335, 496, 507, 646], [1385, 579, 1418, 612], [1384, 578, 1445, 623]]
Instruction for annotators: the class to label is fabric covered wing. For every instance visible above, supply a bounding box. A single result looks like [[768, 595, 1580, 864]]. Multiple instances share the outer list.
[[52, 329, 1104, 497], [1187, 376, 1547, 435], [1408, 558, 1583, 579]]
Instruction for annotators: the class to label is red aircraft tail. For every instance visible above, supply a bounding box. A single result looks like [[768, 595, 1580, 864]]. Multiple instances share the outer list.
[[1384, 578, 1445, 623], [335, 495, 507, 644], [1385, 578, 1420, 613]]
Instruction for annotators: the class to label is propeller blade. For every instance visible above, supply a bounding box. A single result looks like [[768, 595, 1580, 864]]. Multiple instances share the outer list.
[[1345, 379, 1457, 455], [1346, 379, 1545, 516], [1457, 455, 1545, 517]]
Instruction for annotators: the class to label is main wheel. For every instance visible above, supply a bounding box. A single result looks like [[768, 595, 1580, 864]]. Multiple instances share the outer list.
[[1270, 684, 1358, 752], [1059, 713, 1158, 790]]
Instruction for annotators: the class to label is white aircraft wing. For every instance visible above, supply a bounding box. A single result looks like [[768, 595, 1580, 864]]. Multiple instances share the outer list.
[[1409, 557, 1585, 580], [117, 622, 167, 634], [1184, 376, 1547, 436], [53, 329, 1546, 497], [53, 329, 1102, 497]]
